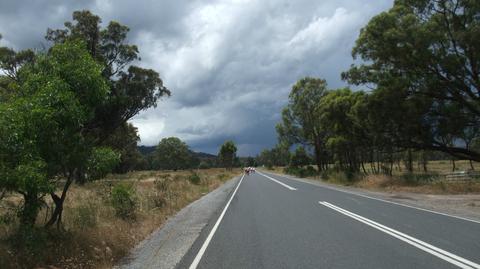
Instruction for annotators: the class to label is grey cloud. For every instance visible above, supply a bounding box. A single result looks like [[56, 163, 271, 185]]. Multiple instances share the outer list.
[[1, 0, 394, 156]]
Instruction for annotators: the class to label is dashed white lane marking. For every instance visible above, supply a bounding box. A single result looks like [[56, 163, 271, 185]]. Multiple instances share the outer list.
[[257, 171, 297, 191]]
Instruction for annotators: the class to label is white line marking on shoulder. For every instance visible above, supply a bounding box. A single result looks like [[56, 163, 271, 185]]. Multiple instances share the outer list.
[[189, 174, 245, 269], [319, 201, 480, 269]]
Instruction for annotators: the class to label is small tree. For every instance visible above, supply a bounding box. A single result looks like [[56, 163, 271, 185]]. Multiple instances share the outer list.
[[218, 141, 237, 170], [155, 137, 191, 171]]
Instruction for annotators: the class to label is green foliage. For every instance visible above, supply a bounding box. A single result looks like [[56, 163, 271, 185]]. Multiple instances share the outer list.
[[290, 147, 311, 167], [198, 161, 210, 169], [86, 147, 121, 180], [284, 165, 317, 178], [103, 123, 143, 173], [256, 144, 290, 168], [343, 0, 480, 161], [46, 10, 171, 131], [111, 183, 137, 220], [0, 40, 109, 226], [188, 172, 201, 185], [1, 9, 171, 228], [218, 140, 237, 170], [244, 157, 257, 167], [276, 77, 329, 171], [155, 137, 194, 171]]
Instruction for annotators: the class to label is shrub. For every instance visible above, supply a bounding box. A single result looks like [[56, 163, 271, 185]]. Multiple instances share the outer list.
[[198, 162, 210, 169], [304, 165, 317, 176], [188, 173, 201, 185], [319, 169, 362, 184], [111, 183, 137, 220], [284, 165, 318, 178]]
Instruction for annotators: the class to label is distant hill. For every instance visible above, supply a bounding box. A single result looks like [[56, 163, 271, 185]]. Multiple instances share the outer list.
[[138, 145, 156, 155], [137, 145, 217, 159]]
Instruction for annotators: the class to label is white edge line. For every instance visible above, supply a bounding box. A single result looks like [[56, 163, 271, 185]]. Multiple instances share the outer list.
[[319, 201, 480, 269], [322, 202, 480, 269], [189, 174, 245, 269], [257, 171, 297, 190], [261, 171, 480, 224]]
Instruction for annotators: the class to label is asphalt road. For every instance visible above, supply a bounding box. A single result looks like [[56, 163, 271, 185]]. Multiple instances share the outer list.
[[179, 171, 480, 269]]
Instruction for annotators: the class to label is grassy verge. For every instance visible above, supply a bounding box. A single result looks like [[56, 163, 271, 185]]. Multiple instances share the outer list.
[[0, 168, 240, 269], [264, 161, 480, 195]]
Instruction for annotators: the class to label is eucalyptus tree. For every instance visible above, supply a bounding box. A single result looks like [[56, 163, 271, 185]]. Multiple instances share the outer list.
[[277, 77, 329, 171], [40, 10, 171, 227], [343, 0, 480, 161], [0, 41, 118, 227], [155, 137, 192, 171], [218, 141, 237, 170]]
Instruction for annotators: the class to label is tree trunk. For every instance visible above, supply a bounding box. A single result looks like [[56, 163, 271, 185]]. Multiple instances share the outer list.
[[406, 149, 413, 173], [470, 160, 474, 170], [45, 174, 74, 229], [20, 192, 40, 227], [314, 141, 323, 172], [451, 158, 456, 172]]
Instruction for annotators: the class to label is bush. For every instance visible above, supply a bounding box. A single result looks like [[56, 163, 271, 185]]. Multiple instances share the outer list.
[[111, 183, 137, 220], [188, 172, 201, 185], [305, 165, 317, 176], [318, 169, 361, 184], [284, 165, 318, 178], [198, 162, 210, 169]]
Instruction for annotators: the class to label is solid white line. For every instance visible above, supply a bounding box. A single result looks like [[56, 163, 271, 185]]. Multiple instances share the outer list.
[[189, 174, 245, 269], [319, 201, 480, 269], [262, 171, 480, 224], [257, 171, 297, 190]]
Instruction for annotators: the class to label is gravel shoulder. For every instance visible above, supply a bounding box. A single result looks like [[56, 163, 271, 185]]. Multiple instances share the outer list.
[[115, 176, 240, 269], [264, 171, 480, 222]]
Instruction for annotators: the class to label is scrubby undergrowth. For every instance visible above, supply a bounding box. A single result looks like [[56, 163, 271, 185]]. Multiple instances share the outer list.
[[0, 168, 239, 269], [270, 160, 480, 194]]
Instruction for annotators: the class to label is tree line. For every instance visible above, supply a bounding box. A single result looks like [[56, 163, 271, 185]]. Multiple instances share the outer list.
[[260, 0, 480, 176], [141, 137, 240, 171]]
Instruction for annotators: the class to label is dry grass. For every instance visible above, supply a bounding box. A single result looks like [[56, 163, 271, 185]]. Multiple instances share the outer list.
[[267, 160, 480, 195], [0, 168, 240, 269], [355, 174, 480, 194]]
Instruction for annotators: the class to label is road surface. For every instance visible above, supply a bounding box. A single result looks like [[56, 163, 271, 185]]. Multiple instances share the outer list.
[[178, 171, 480, 269]]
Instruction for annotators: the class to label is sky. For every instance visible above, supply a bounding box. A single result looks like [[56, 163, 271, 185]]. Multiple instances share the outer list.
[[0, 0, 393, 156]]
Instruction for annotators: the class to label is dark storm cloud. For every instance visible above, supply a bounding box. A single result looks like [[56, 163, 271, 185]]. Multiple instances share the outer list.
[[0, 0, 394, 156]]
